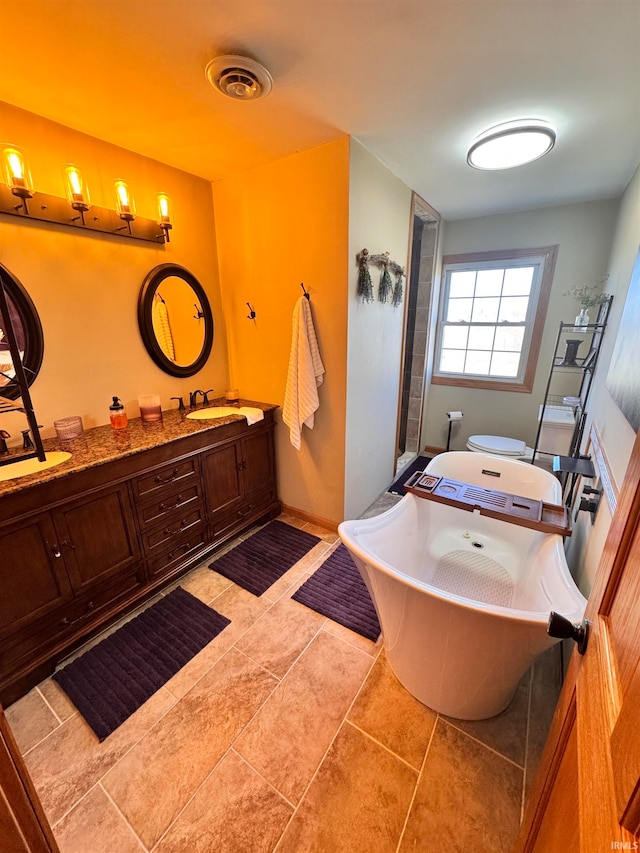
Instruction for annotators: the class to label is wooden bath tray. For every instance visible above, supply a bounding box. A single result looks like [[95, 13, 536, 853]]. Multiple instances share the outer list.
[[403, 472, 572, 536]]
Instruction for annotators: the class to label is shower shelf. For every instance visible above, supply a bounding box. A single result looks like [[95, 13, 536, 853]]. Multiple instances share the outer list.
[[404, 472, 572, 537]]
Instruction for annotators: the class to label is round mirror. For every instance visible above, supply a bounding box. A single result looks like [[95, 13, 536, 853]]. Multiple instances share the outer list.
[[138, 264, 214, 377], [0, 263, 44, 400]]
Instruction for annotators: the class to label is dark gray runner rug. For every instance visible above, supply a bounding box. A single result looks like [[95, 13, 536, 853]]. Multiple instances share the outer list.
[[209, 519, 320, 596], [292, 543, 381, 641], [53, 587, 230, 741]]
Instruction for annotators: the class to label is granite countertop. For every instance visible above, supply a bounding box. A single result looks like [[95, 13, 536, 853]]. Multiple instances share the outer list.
[[0, 398, 278, 498]]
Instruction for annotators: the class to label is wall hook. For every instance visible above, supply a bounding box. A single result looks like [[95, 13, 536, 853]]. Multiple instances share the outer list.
[[193, 304, 204, 320], [246, 302, 256, 320], [300, 282, 310, 300]]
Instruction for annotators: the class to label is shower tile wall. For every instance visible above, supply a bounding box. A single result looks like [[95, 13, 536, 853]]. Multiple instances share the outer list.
[[401, 221, 436, 454]]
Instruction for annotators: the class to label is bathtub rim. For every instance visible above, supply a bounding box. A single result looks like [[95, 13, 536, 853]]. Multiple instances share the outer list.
[[339, 495, 586, 627]]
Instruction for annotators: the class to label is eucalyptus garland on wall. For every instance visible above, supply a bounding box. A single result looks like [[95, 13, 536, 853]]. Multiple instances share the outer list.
[[356, 249, 405, 306]]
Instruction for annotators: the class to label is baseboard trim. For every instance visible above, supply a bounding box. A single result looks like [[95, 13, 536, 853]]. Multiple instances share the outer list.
[[424, 444, 446, 456], [281, 504, 340, 533]]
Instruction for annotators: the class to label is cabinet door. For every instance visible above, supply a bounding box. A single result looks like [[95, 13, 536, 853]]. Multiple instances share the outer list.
[[51, 484, 139, 594], [0, 514, 73, 635], [241, 429, 275, 497], [201, 441, 243, 516]]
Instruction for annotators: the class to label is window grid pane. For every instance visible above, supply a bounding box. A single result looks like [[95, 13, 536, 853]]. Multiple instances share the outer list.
[[438, 260, 538, 380]]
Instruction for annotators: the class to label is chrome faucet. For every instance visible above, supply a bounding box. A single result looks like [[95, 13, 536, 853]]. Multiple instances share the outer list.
[[189, 389, 204, 408]]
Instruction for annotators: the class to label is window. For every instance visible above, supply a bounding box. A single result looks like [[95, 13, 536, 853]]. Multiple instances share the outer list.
[[433, 245, 557, 392]]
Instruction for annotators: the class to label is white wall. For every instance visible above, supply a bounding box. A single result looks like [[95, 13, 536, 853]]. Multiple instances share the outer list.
[[345, 141, 412, 519], [566, 163, 640, 595], [424, 199, 620, 451]]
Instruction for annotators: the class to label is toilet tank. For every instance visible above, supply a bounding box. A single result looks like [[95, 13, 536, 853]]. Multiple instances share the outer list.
[[538, 405, 576, 456]]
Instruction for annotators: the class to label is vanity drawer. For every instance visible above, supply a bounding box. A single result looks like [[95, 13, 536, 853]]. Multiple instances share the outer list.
[[146, 527, 208, 582], [210, 486, 278, 540], [142, 508, 205, 555], [136, 482, 202, 529], [132, 458, 198, 501]]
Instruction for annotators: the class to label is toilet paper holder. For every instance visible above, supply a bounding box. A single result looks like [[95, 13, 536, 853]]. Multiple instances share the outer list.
[[446, 411, 463, 451]]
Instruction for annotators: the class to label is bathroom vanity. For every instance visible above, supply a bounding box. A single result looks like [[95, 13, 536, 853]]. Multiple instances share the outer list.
[[0, 402, 280, 705]]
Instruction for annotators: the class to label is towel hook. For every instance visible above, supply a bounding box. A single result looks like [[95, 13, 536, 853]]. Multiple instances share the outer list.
[[300, 282, 310, 301], [193, 303, 204, 320], [246, 302, 256, 320]]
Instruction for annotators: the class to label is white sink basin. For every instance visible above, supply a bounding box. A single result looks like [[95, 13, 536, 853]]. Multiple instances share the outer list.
[[186, 406, 264, 424], [186, 406, 244, 420], [0, 451, 72, 482]]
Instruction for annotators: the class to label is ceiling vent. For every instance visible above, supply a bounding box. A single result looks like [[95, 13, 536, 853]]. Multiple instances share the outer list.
[[205, 55, 273, 101]]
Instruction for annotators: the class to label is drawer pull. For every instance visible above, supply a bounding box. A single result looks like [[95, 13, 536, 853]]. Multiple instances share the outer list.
[[237, 504, 253, 518], [168, 541, 191, 559], [52, 544, 62, 558], [162, 519, 189, 536], [159, 495, 184, 512], [155, 468, 181, 484], [60, 601, 95, 628]]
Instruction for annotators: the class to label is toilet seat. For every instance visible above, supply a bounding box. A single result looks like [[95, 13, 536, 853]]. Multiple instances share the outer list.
[[467, 434, 533, 459]]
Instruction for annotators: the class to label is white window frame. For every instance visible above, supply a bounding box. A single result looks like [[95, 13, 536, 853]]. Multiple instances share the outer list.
[[432, 245, 558, 393]]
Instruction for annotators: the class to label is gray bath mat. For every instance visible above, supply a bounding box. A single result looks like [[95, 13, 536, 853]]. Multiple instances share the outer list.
[[292, 544, 381, 641]]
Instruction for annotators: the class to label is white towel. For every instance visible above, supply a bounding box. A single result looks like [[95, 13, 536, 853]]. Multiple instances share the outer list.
[[237, 406, 265, 426], [152, 296, 175, 362], [283, 297, 325, 450]]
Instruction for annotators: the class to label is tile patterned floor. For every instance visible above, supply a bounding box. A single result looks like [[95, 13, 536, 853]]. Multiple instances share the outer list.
[[7, 506, 562, 853]]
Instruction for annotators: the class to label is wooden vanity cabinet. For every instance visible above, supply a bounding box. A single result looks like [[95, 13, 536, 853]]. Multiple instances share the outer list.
[[0, 412, 280, 706], [202, 425, 277, 539], [0, 479, 144, 705], [131, 454, 208, 583]]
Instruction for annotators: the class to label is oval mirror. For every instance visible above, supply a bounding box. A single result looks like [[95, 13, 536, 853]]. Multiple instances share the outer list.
[[0, 263, 44, 400], [138, 264, 214, 378]]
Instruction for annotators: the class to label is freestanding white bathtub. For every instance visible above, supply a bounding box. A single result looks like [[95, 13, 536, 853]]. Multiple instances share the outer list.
[[339, 451, 586, 720]]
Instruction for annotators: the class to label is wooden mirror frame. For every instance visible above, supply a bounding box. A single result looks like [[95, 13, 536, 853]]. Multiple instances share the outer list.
[[137, 263, 214, 378], [0, 263, 44, 400]]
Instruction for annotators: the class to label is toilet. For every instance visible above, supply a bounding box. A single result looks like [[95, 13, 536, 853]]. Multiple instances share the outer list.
[[466, 434, 534, 460], [466, 405, 576, 461]]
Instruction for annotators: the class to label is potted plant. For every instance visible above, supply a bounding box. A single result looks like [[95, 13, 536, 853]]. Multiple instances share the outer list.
[[564, 275, 609, 330]]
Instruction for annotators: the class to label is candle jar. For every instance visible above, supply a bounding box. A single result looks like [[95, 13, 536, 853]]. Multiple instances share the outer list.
[[138, 394, 162, 422]]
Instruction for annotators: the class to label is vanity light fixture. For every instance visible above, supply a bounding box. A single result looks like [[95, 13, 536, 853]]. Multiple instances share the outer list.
[[157, 193, 173, 242], [64, 164, 90, 223], [2, 145, 33, 212], [114, 179, 135, 222], [0, 147, 171, 243], [467, 119, 556, 170]]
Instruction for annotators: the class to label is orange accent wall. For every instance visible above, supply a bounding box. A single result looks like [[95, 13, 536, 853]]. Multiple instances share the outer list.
[[0, 100, 228, 443], [212, 137, 350, 524]]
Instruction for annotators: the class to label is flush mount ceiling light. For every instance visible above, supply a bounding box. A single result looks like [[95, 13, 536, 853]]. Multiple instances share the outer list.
[[205, 54, 273, 101], [467, 119, 556, 170]]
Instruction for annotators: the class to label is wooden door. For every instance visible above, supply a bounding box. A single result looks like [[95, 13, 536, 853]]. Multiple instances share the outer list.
[[0, 706, 59, 852], [0, 513, 73, 634], [51, 484, 139, 593], [518, 428, 640, 850], [241, 428, 274, 496], [200, 440, 243, 516]]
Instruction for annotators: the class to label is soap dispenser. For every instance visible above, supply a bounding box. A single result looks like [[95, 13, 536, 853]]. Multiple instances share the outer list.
[[109, 396, 128, 430]]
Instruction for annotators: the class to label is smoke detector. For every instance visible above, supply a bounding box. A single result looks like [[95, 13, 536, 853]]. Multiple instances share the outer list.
[[205, 54, 273, 101]]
